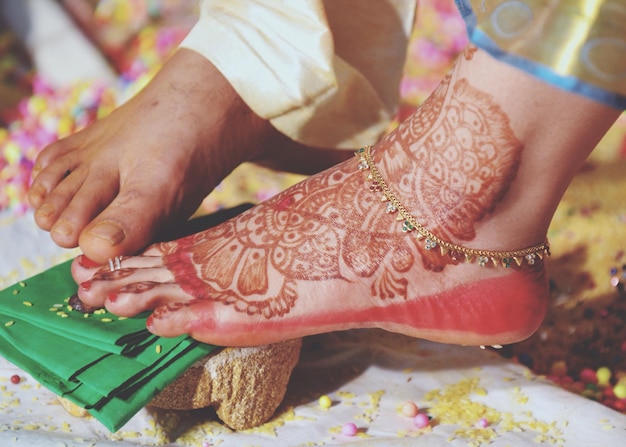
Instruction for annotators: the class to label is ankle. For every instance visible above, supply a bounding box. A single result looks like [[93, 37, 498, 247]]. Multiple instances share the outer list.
[[155, 49, 276, 174], [357, 146, 549, 269]]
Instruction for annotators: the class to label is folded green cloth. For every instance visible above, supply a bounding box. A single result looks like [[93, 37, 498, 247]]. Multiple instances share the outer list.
[[0, 260, 218, 432]]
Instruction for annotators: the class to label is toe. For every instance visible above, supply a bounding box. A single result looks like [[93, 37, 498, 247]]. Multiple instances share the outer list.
[[71, 253, 164, 284], [32, 174, 79, 231], [78, 186, 183, 263], [50, 172, 119, 248], [77, 263, 177, 310], [49, 219, 79, 247], [33, 202, 59, 230], [28, 183, 49, 210], [147, 300, 267, 347], [80, 220, 127, 259], [71, 254, 107, 284], [32, 137, 78, 176], [146, 302, 198, 339], [106, 282, 188, 317], [31, 154, 89, 232], [29, 147, 80, 209]]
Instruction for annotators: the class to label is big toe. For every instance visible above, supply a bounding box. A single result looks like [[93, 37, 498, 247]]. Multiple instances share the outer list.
[[78, 191, 173, 264], [79, 219, 154, 265]]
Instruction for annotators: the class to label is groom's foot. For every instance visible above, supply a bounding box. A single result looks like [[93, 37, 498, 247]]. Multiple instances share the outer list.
[[29, 49, 272, 263]]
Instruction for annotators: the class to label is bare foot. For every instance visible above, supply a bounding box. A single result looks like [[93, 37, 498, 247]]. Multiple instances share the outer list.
[[28, 48, 348, 264], [70, 48, 619, 348]]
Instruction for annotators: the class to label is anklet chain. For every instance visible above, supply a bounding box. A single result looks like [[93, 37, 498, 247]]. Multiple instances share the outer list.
[[355, 146, 550, 268]]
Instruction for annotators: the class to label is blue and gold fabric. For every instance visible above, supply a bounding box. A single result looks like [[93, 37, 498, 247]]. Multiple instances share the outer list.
[[456, 0, 626, 109]]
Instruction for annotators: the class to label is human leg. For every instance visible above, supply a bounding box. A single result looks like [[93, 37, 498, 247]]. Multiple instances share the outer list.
[[73, 47, 621, 347]]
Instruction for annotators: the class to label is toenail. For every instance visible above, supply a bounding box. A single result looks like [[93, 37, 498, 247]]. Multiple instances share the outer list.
[[36, 203, 55, 218], [107, 292, 118, 303], [78, 255, 101, 269], [30, 183, 47, 200], [146, 314, 155, 331], [52, 220, 73, 236], [88, 222, 125, 246], [80, 281, 91, 291]]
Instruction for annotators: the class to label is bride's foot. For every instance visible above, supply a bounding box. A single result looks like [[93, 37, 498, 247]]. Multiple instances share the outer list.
[[72, 149, 550, 347], [71, 47, 619, 347]]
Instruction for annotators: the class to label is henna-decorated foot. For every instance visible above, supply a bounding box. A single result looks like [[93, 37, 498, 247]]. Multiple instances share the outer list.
[[71, 48, 619, 347], [71, 148, 549, 347]]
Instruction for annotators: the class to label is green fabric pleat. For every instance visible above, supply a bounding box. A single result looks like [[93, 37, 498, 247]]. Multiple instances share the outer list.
[[0, 260, 218, 432]]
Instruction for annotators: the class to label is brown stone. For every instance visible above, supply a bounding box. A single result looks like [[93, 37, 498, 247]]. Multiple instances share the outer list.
[[149, 338, 302, 430]]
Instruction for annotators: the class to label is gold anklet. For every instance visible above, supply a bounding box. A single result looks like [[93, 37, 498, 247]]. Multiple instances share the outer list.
[[355, 146, 550, 268]]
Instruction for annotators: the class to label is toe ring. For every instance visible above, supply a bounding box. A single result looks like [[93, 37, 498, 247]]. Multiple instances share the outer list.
[[108, 256, 123, 272]]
